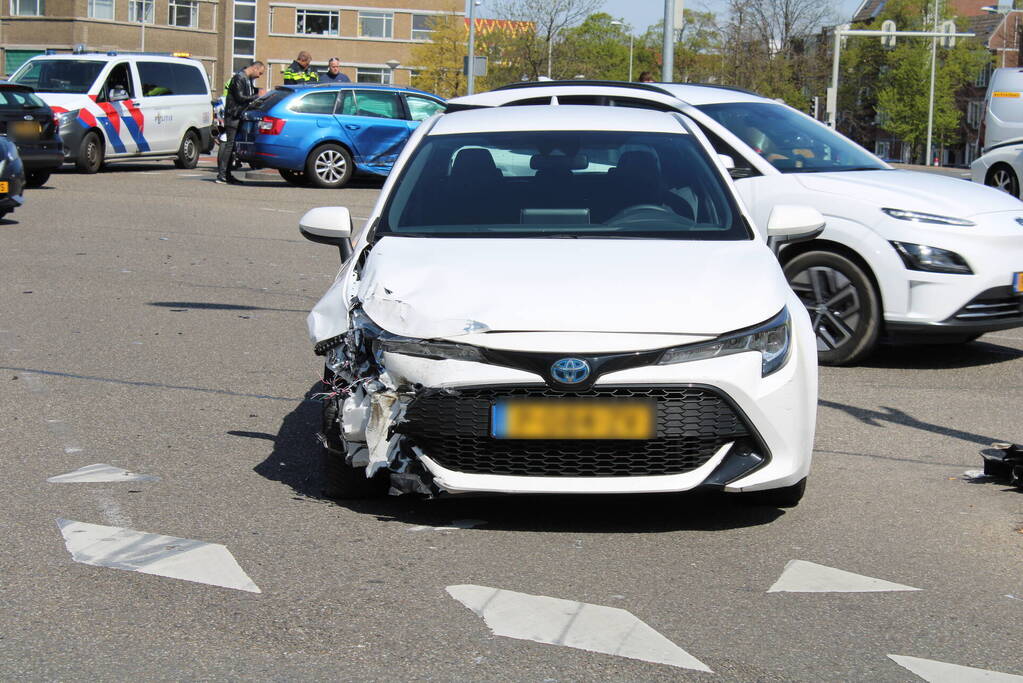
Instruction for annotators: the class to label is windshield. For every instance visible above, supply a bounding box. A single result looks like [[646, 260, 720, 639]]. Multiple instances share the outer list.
[[381, 130, 749, 240], [10, 59, 106, 94], [0, 88, 46, 109], [697, 102, 886, 173]]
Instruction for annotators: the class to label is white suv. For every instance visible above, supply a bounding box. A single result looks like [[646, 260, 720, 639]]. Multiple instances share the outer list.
[[300, 104, 822, 506], [451, 82, 1023, 365]]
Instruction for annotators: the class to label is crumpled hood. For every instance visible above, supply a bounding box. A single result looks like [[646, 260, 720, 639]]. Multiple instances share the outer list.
[[356, 237, 787, 338], [795, 170, 1023, 219]]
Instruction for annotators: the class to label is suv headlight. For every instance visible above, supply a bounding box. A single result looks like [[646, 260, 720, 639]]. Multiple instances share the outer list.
[[890, 241, 973, 274], [882, 208, 975, 227], [378, 338, 486, 363], [657, 308, 792, 377]]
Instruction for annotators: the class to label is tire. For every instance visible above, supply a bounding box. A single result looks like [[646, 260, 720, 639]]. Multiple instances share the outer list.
[[174, 129, 200, 169], [24, 170, 50, 188], [986, 164, 1019, 198], [279, 168, 308, 186], [784, 250, 881, 366], [305, 143, 353, 189], [741, 478, 806, 508], [321, 397, 388, 499], [0, 210, 7, 220], [76, 131, 104, 173]]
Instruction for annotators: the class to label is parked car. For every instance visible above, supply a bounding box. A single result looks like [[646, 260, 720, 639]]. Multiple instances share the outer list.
[[0, 82, 63, 187], [450, 82, 1023, 365], [971, 141, 1023, 196], [0, 136, 26, 219], [978, 66, 1023, 154], [8, 52, 213, 173], [234, 83, 445, 188], [299, 104, 822, 506]]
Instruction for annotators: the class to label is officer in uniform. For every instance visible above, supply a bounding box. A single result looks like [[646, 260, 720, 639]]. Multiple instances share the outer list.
[[282, 51, 319, 85]]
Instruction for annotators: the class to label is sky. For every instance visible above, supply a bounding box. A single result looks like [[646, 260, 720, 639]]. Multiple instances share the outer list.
[[594, 0, 866, 33]]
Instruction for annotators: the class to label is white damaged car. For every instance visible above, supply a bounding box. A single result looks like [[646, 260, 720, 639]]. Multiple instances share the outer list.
[[300, 105, 823, 506]]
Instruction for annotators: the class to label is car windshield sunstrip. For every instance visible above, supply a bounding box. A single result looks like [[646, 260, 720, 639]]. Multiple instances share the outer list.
[[380, 130, 750, 240]]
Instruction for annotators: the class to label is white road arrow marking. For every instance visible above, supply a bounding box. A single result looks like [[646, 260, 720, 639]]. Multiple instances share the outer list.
[[446, 584, 710, 671], [57, 519, 260, 593], [768, 560, 921, 593], [889, 655, 1023, 682], [48, 464, 158, 483]]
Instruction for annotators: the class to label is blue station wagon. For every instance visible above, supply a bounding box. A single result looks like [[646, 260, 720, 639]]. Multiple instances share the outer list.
[[234, 83, 445, 188]]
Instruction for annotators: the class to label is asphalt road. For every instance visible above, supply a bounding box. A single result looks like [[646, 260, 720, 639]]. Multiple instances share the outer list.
[[0, 160, 1020, 681]]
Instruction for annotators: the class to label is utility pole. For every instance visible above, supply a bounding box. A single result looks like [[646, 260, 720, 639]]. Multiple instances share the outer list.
[[662, 0, 678, 82], [467, 0, 478, 94]]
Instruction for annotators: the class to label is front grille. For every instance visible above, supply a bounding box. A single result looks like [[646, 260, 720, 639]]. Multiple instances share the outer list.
[[399, 385, 750, 477], [951, 286, 1022, 322]]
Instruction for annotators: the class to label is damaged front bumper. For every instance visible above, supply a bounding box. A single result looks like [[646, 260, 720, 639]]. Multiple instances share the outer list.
[[314, 306, 815, 499]]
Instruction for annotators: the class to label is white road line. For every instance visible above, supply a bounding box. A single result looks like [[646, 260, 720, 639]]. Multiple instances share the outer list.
[[94, 493, 133, 527], [888, 654, 1023, 681], [446, 585, 711, 672], [768, 560, 921, 593], [407, 519, 486, 532], [57, 519, 261, 593], [18, 371, 46, 393], [48, 464, 158, 484], [177, 173, 203, 177], [258, 207, 298, 214]]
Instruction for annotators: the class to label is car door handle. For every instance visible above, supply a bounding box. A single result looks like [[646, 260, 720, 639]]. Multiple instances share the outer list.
[[344, 124, 360, 130]]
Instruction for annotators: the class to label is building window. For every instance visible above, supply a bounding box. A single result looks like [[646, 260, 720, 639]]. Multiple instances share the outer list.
[[10, 0, 44, 15], [359, 11, 393, 38], [967, 100, 984, 128], [88, 0, 113, 19], [233, 0, 257, 76], [356, 67, 390, 84], [296, 9, 338, 35], [128, 0, 154, 23], [412, 14, 434, 41], [168, 0, 197, 28], [976, 61, 994, 88]]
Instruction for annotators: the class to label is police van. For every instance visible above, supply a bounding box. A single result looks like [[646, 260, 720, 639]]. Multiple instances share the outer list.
[[9, 52, 213, 172]]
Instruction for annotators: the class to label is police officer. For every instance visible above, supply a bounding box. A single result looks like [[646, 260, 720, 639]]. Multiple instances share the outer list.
[[282, 51, 319, 85], [216, 60, 265, 185]]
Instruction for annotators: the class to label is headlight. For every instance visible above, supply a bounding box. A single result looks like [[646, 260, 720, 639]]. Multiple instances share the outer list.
[[657, 308, 792, 377], [58, 110, 79, 127], [378, 338, 486, 363], [890, 241, 973, 274], [881, 208, 975, 227]]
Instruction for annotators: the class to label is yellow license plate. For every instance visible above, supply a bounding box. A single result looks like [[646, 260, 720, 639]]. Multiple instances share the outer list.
[[1014, 272, 1023, 294], [0, 181, 7, 193], [492, 399, 655, 440], [12, 120, 39, 139]]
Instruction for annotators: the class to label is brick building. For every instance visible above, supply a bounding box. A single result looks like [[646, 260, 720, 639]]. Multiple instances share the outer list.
[[0, 0, 462, 92]]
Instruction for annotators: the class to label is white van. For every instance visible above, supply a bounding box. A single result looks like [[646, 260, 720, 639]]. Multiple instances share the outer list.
[[981, 67, 1023, 152], [9, 53, 213, 172]]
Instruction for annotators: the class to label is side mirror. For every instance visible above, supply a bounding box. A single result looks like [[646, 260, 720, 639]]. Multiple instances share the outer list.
[[767, 204, 825, 242], [300, 206, 354, 261], [717, 154, 736, 170]]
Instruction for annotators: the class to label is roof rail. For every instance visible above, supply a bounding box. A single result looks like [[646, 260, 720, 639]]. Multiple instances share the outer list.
[[492, 79, 763, 98]]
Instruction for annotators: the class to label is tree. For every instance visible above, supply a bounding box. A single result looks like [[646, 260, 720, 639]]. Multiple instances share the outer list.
[[558, 13, 631, 80], [491, 0, 601, 79]]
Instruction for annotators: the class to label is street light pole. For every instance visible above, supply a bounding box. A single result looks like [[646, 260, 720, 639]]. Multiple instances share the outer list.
[[662, 0, 675, 82], [925, 0, 939, 166], [467, 0, 479, 94], [547, 26, 561, 79], [611, 20, 635, 82]]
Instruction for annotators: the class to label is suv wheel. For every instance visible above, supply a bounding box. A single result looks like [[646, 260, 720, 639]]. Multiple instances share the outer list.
[[784, 250, 881, 366], [174, 130, 200, 169], [987, 164, 1019, 197], [305, 144, 353, 189], [321, 397, 388, 499], [25, 170, 50, 188], [76, 132, 104, 173]]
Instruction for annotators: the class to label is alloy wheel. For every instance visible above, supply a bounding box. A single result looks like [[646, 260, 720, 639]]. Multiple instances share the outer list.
[[788, 265, 862, 351], [314, 150, 347, 184], [990, 167, 1018, 196]]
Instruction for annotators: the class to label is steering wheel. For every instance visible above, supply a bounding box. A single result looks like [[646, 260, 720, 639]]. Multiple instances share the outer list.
[[607, 203, 687, 227]]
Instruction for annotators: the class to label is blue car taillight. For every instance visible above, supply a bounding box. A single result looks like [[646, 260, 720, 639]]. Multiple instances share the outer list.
[[258, 116, 285, 135]]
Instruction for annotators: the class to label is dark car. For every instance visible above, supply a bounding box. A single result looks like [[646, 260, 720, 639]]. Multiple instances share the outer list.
[[0, 81, 63, 187], [0, 136, 26, 219], [233, 83, 445, 188]]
